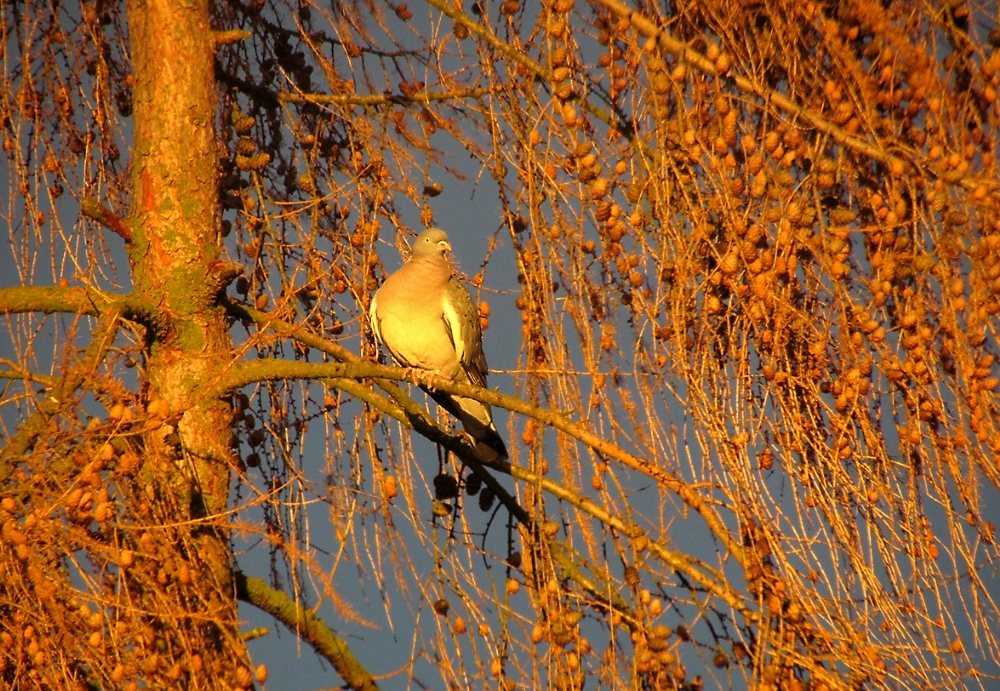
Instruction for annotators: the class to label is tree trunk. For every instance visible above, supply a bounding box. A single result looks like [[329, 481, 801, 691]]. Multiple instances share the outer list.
[[125, 0, 246, 686]]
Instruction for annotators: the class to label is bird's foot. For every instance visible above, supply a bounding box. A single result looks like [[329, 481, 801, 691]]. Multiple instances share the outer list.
[[399, 367, 421, 385], [401, 367, 435, 387], [422, 369, 445, 389]]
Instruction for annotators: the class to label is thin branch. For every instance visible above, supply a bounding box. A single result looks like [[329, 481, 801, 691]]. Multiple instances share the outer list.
[[424, 0, 548, 82], [591, 0, 999, 195], [214, 29, 252, 47], [0, 307, 125, 477], [278, 85, 502, 107]]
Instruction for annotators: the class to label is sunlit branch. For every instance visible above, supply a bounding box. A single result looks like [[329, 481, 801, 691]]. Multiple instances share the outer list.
[[213, 29, 252, 47], [81, 197, 132, 242], [425, 0, 547, 80], [592, 0, 902, 165], [224, 360, 739, 613], [592, 0, 999, 196], [512, 461, 755, 623], [221, 308, 748, 562], [0, 308, 124, 478], [426, 374, 748, 569], [234, 572, 379, 691], [216, 310, 532, 522], [278, 85, 503, 107], [224, 299, 357, 362], [0, 362, 58, 388], [0, 285, 111, 317], [424, 0, 640, 144], [0, 286, 164, 331]]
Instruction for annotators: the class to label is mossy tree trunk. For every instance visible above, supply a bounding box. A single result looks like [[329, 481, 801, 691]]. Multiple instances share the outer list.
[[123, 0, 247, 686]]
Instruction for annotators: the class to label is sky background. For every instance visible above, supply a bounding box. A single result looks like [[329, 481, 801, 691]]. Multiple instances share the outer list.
[[2, 2, 1000, 690]]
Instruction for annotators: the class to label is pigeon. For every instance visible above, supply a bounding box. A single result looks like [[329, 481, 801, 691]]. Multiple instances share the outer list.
[[370, 228, 508, 461]]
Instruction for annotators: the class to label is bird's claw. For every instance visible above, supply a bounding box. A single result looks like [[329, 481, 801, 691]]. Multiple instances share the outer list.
[[402, 367, 435, 387], [400, 367, 421, 385]]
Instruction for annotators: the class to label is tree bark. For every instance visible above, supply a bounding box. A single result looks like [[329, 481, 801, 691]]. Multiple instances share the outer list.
[[125, 0, 246, 685]]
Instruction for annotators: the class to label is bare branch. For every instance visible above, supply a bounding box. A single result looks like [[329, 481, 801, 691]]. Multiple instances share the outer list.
[[81, 197, 132, 242]]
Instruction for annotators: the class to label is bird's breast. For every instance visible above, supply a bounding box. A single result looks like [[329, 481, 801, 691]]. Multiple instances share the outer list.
[[376, 311, 461, 377]]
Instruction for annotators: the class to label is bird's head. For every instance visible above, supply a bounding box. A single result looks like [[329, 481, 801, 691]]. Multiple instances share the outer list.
[[411, 228, 451, 258]]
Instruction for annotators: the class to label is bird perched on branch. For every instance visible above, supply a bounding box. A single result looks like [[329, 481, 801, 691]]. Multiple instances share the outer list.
[[369, 228, 508, 462]]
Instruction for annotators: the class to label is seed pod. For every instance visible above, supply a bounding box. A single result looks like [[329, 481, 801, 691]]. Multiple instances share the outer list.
[[624, 565, 640, 586], [720, 252, 739, 275], [532, 624, 545, 644], [236, 137, 256, 155], [648, 633, 670, 652], [231, 110, 255, 134], [433, 473, 459, 500], [383, 475, 398, 501], [235, 153, 270, 171], [478, 485, 495, 512], [764, 131, 781, 153]]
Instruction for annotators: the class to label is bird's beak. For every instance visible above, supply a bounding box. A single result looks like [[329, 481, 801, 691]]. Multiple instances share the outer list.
[[440, 241, 452, 252]]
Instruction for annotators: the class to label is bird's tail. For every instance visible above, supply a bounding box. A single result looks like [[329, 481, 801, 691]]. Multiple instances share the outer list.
[[425, 389, 508, 462]]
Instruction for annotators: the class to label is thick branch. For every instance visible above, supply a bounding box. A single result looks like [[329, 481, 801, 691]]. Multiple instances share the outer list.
[[235, 573, 379, 691], [221, 303, 746, 602], [217, 355, 744, 567], [81, 197, 132, 242], [0, 285, 106, 316], [0, 285, 164, 332]]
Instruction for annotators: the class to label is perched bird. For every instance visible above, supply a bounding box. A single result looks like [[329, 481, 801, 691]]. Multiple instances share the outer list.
[[369, 228, 508, 462]]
